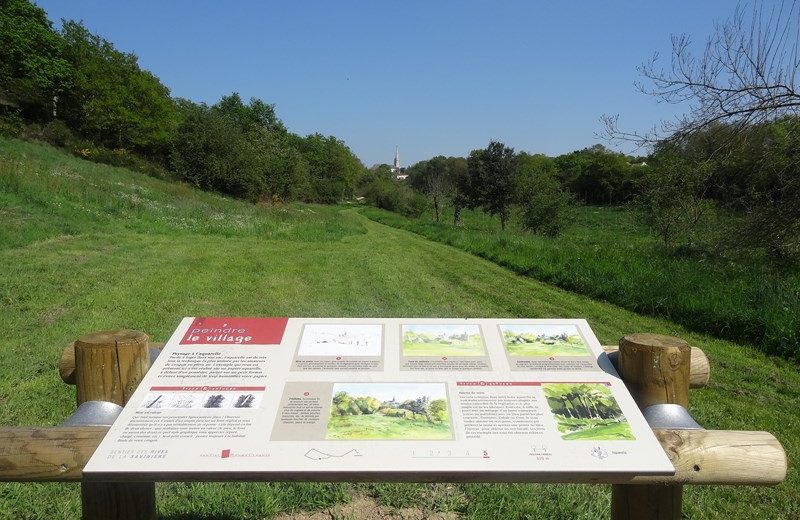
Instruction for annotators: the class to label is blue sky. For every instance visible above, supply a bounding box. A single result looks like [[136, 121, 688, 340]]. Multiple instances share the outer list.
[[37, 1, 739, 166]]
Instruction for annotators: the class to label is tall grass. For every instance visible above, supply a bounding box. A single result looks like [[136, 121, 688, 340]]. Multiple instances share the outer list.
[[361, 205, 800, 359]]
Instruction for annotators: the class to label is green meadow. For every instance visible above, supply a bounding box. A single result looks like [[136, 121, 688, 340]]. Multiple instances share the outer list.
[[559, 420, 635, 441], [361, 205, 800, 360], [1, 137, 798, 519], [503, 333, 589, 357], [327, 414, 452, 440], [402, 333, 485, 357]]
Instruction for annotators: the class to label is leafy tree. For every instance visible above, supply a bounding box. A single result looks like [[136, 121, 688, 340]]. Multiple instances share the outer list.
[[428, 399, 448, 423], [463, 141, 516, 229], [600, 2, 800, 258], [297, 133, 364, 203], [738, 117, 800, 256], [354, 396, 381, 415], [555, 145, 633, 204], [331, 391, 352, 416], [248, 127, 309, 202], [400, 396, 432, 422], [59, 21, 177, 157], [0, 0, 73, 119], [516, 153, 573, 236], [213, 92, 286, 134], [171, 102, 264, 201], [407, 155, 460, 222]]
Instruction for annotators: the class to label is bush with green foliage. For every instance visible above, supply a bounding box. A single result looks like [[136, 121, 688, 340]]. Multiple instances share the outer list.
[[518, 175, 573, 237], [555, 144, 638, 205], [361, 177, 427, 217], [636, 156, 712, 248]]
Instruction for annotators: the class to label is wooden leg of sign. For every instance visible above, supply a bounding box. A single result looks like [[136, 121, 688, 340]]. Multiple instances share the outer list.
[[611, 333, 691, 520], [82, 481, 156, 520], [74, 330, 156, 520], [611, 484, 682, 520]]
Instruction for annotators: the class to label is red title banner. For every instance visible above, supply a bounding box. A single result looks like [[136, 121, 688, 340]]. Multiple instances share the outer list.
[[180, 317, 288, 345]]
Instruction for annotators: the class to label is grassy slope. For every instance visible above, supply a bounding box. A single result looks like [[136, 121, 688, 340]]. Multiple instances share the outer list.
[[360, 205, 800, 360], [0, 138, 798, 519]]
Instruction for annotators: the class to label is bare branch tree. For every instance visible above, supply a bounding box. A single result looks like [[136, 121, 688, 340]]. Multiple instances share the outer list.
[[602, 1, 800, 147]]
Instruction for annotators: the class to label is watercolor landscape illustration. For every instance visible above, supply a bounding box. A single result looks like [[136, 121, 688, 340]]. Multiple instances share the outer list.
[[501, 324, 590, 357], [298, 324, 382, 357], [402, 324, 485, 357], [326, 382, 451, 440], [543, 383, 634, 440]]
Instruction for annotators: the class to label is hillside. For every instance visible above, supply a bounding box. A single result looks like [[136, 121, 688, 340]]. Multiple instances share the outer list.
[[0, 137, 797, 519]]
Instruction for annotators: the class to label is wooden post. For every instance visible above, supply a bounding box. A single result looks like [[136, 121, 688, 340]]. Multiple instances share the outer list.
[[611, 333, 691, 520], [74, 330, 156, 520]]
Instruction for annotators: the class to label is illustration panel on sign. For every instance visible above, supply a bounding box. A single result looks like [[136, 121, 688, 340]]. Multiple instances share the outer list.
[[500, 324, 590, 357], [327, 382, 451, 440], [298, 324, 382, 357], [402, 324, 485, 357], [542, 383, 635, 440]]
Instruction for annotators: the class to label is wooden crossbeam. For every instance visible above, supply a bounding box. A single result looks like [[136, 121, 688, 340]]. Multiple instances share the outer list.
[[0, 426, 785, 486]]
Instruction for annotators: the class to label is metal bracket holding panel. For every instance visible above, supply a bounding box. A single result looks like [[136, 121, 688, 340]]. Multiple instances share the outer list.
[[61, 401, 123, 427], [642, 404, 702, 430]]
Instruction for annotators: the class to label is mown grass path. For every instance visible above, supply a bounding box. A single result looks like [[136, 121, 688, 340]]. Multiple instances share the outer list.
[[1, 196, 798, 518]]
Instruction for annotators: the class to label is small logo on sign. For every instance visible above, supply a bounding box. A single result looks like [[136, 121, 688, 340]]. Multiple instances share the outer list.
[[221, 449, 231, 458], [591, 446, 608, 460]]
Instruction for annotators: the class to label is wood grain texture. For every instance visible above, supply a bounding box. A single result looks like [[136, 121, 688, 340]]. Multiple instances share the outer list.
[[0, 427, 784, 485], [58, 341, 77, 385], [74, 330, 150, 406], [603, 345, 709, 389], [61, 341, 164, 385], [642, 429, 787, 486], [0, 426, 108, 481], [617, 333, 691, 409]]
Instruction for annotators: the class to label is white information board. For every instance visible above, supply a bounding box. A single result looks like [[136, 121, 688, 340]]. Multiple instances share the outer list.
[[84, 317, 674, 481]]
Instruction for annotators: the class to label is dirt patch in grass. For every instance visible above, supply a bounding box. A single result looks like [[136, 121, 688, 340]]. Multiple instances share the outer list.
[[273, 495, 459, 520]]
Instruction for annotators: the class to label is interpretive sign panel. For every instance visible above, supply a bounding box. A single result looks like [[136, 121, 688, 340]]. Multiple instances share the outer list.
[[84, 318, 674, 481]]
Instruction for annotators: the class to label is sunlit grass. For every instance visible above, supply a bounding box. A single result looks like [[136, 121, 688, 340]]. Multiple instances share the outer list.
[[0, 138, 797, 519], [361, 205, 800, 360]]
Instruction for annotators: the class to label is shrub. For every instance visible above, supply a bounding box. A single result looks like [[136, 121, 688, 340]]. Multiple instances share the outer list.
[[361, 178, 427, 217], [0, 111, 23, 137], [636, 157, 712, 247], [40, 119, 73, 147], [519, 173, 573, 237]]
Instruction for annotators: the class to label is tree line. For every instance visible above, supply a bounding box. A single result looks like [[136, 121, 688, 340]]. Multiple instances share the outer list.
[[0, 0, 365, 203], [377, 117, 799, 259], [330, 391, 448, 424]]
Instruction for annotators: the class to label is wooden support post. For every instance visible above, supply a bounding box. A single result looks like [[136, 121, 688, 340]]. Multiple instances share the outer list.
[[611, 333, 691, 520], [74, 330, 155, 520]]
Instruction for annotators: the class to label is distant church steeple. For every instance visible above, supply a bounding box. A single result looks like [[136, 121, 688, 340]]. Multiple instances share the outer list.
[[391, 146, 408, 180]]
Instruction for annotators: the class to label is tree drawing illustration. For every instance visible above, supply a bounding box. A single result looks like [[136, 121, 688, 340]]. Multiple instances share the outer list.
[[543, 383, 635, 440]]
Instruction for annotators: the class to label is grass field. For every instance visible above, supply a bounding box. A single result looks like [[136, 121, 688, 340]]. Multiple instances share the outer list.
[[559, 420, 635, 441], [360, 205, 800, 360], [1, 137, 799, 519], [402, 340, 483, 357], [327, 414, 452, 440], [402, 331, 485, 357], [503, 334, 589, 357]]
